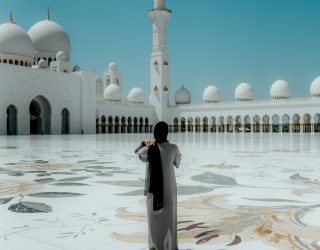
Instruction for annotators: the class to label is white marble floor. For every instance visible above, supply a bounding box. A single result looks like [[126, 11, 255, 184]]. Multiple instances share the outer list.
[[0, 133, 319, 250]]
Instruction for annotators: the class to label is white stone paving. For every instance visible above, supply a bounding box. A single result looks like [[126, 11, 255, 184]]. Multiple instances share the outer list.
[[0, 133, 319, 250]]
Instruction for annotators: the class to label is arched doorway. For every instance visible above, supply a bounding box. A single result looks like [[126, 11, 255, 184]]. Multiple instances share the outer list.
[[282, 114, 290, 133], [133, 117, 138, 133], [114, 116, 120, 133], [180, 117, 186, 132], [127, 117, 132, 133], [272, 114, 280, 133], [262, 115, 270, 133], [244, 115, 251, 133], [139, 117, 144, 133], [253, 115, 260, 133], [226, 116, 233, 133], [145, 118, 149, 133], [101, 116, 106, 134], [314, 114, 320, 133], [6, 105, 18, 135], [210, 116, 216, 132], [235, 116, 242, 133], [195, 117, 201, 132], [96, 117, 100, 134], [29, 96, 51, 134], [203, 117, 208, 132], [61, 108, 70, 134], [107, 116, 113, 133], [303, 114, 311, 133], [187, 117, 193, 132], [292, 114, 300, 133], [218, 116, 224, 132], [173, 117, 179, 133], [121, 116, 126, 133]]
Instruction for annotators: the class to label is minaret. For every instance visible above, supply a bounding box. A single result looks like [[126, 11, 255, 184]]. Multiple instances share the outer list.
[[149, 0, 171, 122]]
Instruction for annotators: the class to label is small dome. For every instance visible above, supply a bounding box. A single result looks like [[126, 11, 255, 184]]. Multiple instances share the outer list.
[[203, 85, 221, 103], [73, 64, 81, 72], [104, 83, 122, 98], [38, 58, 46, 67], [235, 82, 253, 101], [128, 86, 144, 103], [0, 22, 34, 58], [28, 20, 70, 55], [310, 76, 320, 97], [56, 50, 68, 61], [109, 62, 117, 71], [270, 79, 291, 99], [175, 86, 191, 105]]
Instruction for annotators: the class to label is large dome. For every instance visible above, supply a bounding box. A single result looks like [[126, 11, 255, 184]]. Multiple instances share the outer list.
[[175, 86, 191, 105], [235, 82, 253, 101], [104, 84, 122, 99], [203, 85, 221, 103], [270, 79, 291, 99], [28, 20, 70, 55], [0, 22, 34, 58], [128, 86, 144, 103], [310, 76, 320, 97]]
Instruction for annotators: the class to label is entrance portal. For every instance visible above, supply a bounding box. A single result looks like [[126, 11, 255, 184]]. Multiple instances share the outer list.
[[29, 96, 51, 134]]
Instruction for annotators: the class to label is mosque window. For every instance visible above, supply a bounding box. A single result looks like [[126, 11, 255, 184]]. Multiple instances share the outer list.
[[3, 59, 7, 64], [9, 60, 13, 64], [14, 60, 18, 65], [153, 60, 158, 66], [20, 61, 23, 66], [0, 59, 1, 63], [116, 78, 119, 85]]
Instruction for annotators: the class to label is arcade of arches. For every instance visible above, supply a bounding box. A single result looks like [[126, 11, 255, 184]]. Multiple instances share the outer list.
[[6, 109, 320, 135], [171, 114, 320, 133], [96, 116, 152, 134]]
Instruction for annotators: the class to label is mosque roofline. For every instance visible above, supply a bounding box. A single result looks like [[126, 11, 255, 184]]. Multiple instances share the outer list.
[[169, 96, 320, 109]]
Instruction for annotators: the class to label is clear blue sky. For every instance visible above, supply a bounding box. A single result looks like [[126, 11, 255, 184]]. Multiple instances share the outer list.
[[2, 0, 320, 103]]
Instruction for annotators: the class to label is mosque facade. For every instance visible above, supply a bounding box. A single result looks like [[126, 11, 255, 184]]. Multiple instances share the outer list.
[[1, 0, 320, 136]]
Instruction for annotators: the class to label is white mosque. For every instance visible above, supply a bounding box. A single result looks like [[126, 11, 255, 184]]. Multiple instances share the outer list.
[[1, 0, 320, 136]]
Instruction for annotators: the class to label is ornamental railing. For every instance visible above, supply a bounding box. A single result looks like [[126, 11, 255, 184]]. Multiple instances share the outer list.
[[149, 8, 171, 13]]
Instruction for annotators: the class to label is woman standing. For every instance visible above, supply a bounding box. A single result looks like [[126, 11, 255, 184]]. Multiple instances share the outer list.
[[135, 121, 181, 250]]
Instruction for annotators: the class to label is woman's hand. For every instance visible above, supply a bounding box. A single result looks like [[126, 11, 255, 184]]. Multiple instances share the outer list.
[[144, 139, 155, 147]]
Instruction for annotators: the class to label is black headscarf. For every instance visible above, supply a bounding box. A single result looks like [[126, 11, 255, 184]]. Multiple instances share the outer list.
[[147, 121, 168, 211]]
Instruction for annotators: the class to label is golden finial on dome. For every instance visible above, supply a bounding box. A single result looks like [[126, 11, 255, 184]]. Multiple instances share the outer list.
[[8, 10, 15, 24], [46, 7, 50, 20]]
